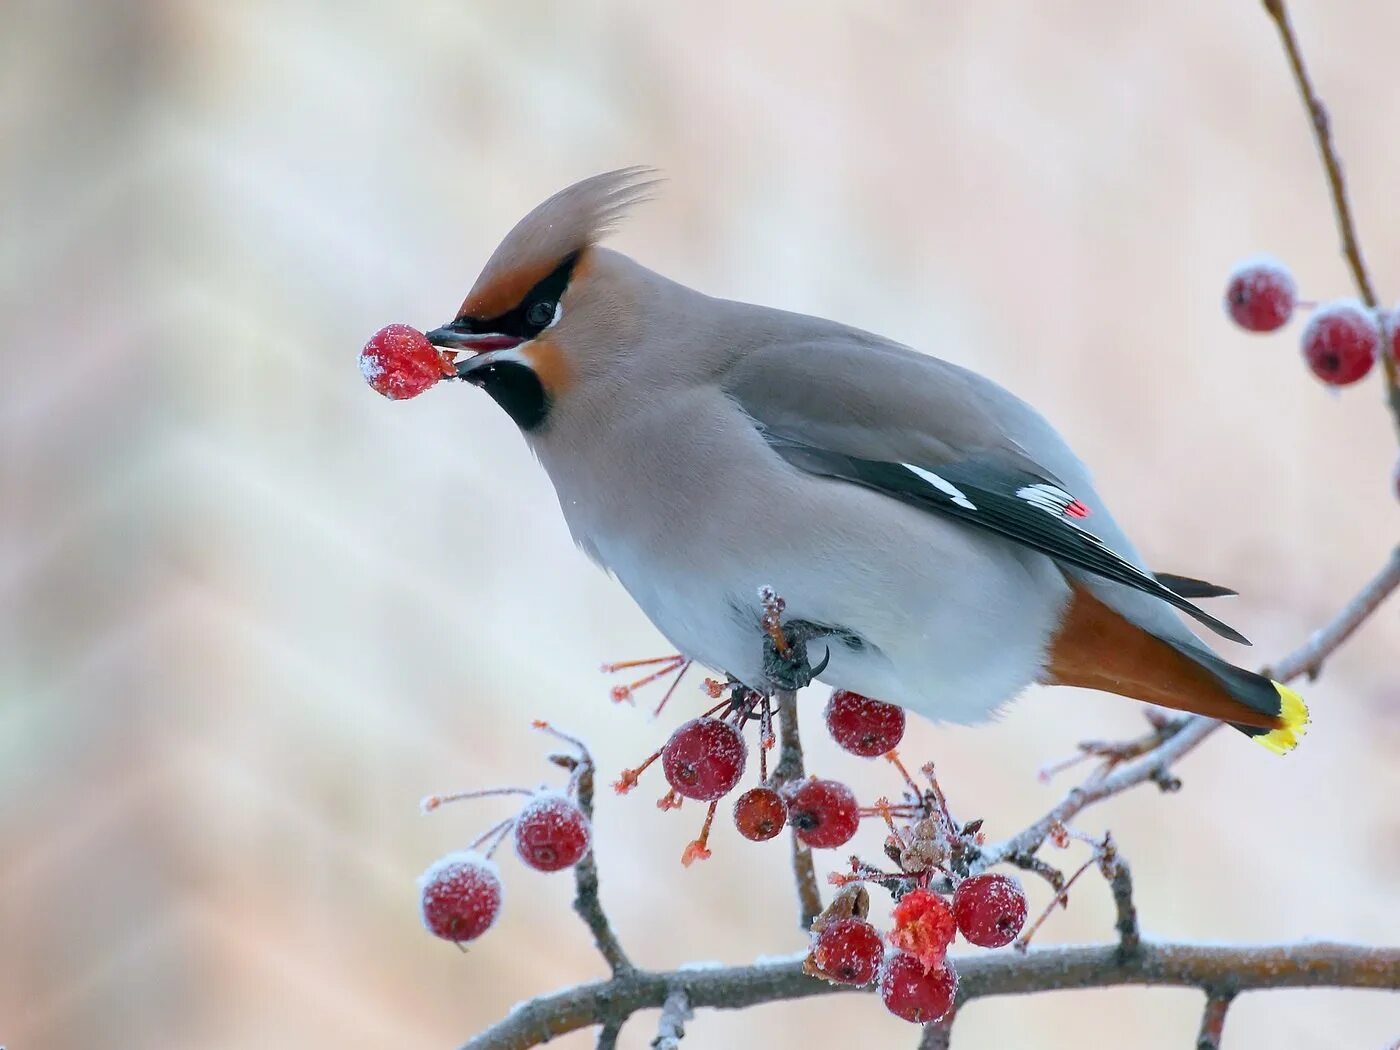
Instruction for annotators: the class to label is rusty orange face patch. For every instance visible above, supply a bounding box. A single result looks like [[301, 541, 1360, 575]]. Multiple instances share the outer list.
[[458, 259, 558, 322], [521, 334, 572, 398]]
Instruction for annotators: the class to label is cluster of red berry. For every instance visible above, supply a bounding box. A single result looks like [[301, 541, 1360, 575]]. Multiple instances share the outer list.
[[417, 726, 593, 945], [807, 872, 1027, 1024], [1225, 257, 1398, 387]]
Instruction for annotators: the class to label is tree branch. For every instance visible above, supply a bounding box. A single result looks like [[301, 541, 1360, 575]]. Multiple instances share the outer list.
[[461, 941, 1400, 1050], [1195, 990, 1234, 1050], [1260, 0, 1400, 435], [651, 988, 692, 1050], [772, 688, 823, 930], [917, 1017, 954, 1050], [571, 759, 633, 975]]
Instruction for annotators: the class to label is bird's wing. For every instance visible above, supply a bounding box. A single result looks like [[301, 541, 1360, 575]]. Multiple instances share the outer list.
[[722, 334, 1248, 646]]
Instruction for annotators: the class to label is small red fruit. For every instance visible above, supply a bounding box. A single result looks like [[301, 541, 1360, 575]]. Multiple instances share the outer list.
[[661, 718, 748, 801], [879, 952, 958, 1024], [418, 851, 503, 944], [513, 792, 591, 872], [811, 917, 883, 986], [785, 778, 860, 849], [1301, 302, 1379, 386], [952, 873, 1028, 948], [889, 888, 956, 970], [360, 323, 454, 400], [733, 786, 787, 841], [824, 690, 906, 757], [1224, 257, 1296, 333]]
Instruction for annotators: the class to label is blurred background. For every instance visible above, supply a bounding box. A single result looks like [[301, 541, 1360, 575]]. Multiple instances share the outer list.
[[2, 1, 1397, 1048]]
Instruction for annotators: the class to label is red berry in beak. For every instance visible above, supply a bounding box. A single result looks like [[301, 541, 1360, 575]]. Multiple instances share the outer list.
[[360, 323, 455, 400]]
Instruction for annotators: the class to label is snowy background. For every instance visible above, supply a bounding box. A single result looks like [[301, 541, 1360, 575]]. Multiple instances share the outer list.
[[2, 2, 1397, 1048]]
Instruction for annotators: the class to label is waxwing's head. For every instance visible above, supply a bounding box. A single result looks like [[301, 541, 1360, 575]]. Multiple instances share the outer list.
[[427, 167, 660, 431]]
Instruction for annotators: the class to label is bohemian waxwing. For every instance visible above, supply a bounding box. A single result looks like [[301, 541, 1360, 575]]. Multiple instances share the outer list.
[[426, 168, 1307, 753]]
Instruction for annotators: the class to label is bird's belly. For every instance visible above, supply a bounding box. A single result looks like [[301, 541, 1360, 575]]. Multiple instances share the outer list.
[[593, 492, 1072, 726]]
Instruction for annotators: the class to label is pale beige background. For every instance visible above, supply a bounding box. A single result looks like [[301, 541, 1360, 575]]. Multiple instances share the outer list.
[[2, 2, 1397, 1049]]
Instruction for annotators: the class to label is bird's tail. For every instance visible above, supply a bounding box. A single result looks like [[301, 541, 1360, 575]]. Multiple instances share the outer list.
[[1044, 585, 1310, 754]]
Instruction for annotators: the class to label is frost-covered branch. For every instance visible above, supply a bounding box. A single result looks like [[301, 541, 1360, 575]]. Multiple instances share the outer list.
[[1195, 990, 1234, 1050], [461, 942, 1400, 1050], [651, 988, 692, 1050], [571, 757, 633, 975]]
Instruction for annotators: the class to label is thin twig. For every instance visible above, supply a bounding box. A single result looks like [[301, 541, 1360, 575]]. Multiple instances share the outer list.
[[1100, 840, 1140, 961], [461, 941, 1400, 1050], [595, 1019, 622, 1050], [572, 760, 633, 975], [1196, 990, 1235, 1050], [773, 688, 823, 930], [651, 988, 692, 1050], [1260, 0, 1400, 435], [918, 1017, 954, 1050]]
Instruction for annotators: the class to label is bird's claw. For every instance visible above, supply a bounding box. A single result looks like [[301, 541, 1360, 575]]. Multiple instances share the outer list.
[[762, 619, 833, 692]]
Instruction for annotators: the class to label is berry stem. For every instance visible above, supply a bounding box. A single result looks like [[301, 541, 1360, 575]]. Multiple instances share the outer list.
[[681, 802, 718, 866], [468, 817, 516, 858], [421, 786, 535, 812]]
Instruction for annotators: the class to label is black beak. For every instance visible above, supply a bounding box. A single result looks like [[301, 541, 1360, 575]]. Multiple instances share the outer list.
[[426, 321, 524, 354]]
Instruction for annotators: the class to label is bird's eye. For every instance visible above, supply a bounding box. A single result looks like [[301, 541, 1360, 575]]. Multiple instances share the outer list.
[[525, 301, 555, 330]]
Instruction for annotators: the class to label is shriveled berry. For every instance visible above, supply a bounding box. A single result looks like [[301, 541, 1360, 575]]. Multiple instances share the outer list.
[[1224, 257, 1296, 333], [824, 690, 906, 757], [952, 873, 1027, 948], [879, 952, 958, 1024], [733, 786, 787, 841], [1301, 302, 1379, 386], [889, 887, 956, 970], [418, 851, 503, 944], [360, 323, 454, 400], [811, 917, 883, 985], [661, 718, 747, 801], [513, 792, 591, 872], [785, 778, 859, 849]]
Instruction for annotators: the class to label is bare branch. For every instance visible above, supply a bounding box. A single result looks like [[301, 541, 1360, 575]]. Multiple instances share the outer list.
[[918, 1017, 954, 1050], [595, 1019, 622, 1050], [461, 941, 1400, 1050], [1195, 990, 1235, 1050], [571, 759, 633, 975], [772, 688, 823, 930], [651, 988, 692, 1050], [1260, 0, 1400, 435], [1100, 842, 1140, 961]]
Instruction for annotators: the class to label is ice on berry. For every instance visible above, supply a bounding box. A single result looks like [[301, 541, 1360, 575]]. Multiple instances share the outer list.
[[879, 951, 958, 1023], [809, 917, 883, 986], [661, 717, 748, 801], [785, 778, 860, 849], [1300, 301, 1379, 386], [360, 323, 454, 400], [1224, 255, 1296, 333], [952, 872, 1028, 948], [889, 887, 956, 970], [513, 791, 592, 872], [825, 690, 906, 757], [418, 850, 504, 943]]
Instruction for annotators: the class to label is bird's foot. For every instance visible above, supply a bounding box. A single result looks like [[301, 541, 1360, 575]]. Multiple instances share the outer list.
[[761, 618, 832, 692]]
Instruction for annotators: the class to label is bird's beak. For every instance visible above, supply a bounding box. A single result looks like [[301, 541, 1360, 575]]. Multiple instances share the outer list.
[[425, 321, 524, 355]]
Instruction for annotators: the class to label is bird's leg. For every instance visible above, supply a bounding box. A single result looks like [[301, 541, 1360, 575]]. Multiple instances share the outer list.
[[761, 618, 834, 692]]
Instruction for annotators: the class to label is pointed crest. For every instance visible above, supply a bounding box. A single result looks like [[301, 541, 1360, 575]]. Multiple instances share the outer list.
[[460, 167, 661, 320]]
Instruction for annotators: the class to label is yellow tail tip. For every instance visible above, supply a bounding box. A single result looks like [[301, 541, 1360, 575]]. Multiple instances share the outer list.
[[1252, 681, 1310, 755]]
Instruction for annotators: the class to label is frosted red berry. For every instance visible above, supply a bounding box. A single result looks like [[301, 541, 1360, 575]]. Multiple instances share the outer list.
[[360, 323, 454, 400], [811, 917, 884, 986], [890, 888, 957, 970], [513, 792, 591, 872], [661, 717, 748, 801], [1224, 258, 1296, 333], [952, 873, 1027, 948], [1301, 303, 1379, 386], [733, 786, 787, 841], [785, 778, 860, 849], [418, 851, 503, 944], [879, 952, 958, 1024], [824, 690, 906, 757]]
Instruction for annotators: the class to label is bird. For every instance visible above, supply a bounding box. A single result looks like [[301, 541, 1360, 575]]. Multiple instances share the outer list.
[[425, 168, 1307, 753]]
